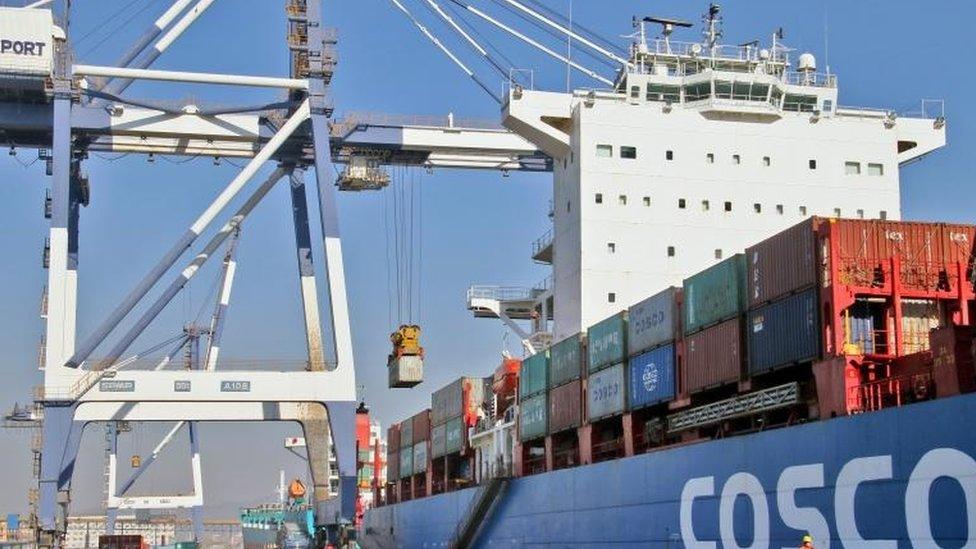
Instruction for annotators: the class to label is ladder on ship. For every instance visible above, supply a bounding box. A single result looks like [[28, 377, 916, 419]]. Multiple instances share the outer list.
[[451, 476, 511, 549]]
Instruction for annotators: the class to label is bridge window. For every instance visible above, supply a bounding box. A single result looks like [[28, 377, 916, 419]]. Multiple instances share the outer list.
[[684, 82, 711, 102], [630, 86, 640, 99], [608, 292, 616, 303], [776, 204, 784, 215], [845, 161, 861, 175], [701, 200, 710, 211], [880, 210, 888, 220], [678, 198, 686, 209], [783, 94, 818, 112], [724, 201, 733, 212], [643, 196, 651, 207], [857, 209, 865, 219], [667, 246, 675, 258], [607, 242, 616, 254], [833, 208, 842, 217], [715, 80, 733, 99], [763, 156, 771, 167], [646, 84, 680, 102], [715, 249, 723, 259], [809, 159, 817, 170], [706, 153, 714, 164], [620, 146, 637, 159], [596, 144, 612, 157], [732, 154, 741, 165], [754, 203, 762, 214], [618, 195, 627, 205], [595, 193, 603, 204], [868, 163, 884, 176], [799, 205, 808, 216], [666, 150, 674, 161]]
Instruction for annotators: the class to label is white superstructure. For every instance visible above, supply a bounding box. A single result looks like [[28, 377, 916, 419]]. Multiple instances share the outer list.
[[502, 6, 946, 340]]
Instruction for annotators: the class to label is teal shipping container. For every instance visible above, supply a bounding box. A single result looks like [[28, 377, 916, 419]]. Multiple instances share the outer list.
[[519, 393, 547, 441], [550, 333, 583, 388], [683, 254, 747, 335], [519, 351, 548, 399], [587, 312, 627, 373], [445, 417, 464, 454]]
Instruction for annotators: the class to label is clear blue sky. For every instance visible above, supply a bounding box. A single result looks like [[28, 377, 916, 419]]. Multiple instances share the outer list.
[[0, 0, 972, 519]]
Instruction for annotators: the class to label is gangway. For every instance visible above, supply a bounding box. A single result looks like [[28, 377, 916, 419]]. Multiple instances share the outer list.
[[449, 476, 511, 549]]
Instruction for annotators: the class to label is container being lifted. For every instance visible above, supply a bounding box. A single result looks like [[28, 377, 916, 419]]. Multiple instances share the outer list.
[[389, 324, 424, 388]]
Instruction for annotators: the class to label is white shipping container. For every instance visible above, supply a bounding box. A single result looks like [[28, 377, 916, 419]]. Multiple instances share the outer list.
[[586, 363, 626, 421], [0, 8, 57, 77], [628, 287, 679, 354]]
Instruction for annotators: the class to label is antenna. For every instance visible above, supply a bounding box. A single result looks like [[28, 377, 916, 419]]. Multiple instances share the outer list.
[[642, 16, 692, 55], [703, 3, 723, 51]]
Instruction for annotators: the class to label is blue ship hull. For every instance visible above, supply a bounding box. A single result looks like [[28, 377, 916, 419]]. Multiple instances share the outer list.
[[363, 394, 976, 547]]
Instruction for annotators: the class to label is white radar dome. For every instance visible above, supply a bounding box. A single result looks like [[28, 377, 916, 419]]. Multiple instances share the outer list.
[[798, 52, 817, 72]]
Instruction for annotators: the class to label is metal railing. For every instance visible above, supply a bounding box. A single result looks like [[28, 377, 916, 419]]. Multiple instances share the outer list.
[[531, 227, 553, 259], [647, 39, 790, 65], [332, 111, 504, 136], [849, 373, 933, 413], [782, 71, 837, 88], [467, 285, 539, 303]]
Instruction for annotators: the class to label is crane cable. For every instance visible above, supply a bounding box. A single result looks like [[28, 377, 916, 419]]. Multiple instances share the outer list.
[[387, 0, 502, 104], [419, 0, 510, 81]]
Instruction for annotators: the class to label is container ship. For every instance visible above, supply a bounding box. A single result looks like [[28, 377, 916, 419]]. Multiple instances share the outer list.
[[360, 5, 973, 548]]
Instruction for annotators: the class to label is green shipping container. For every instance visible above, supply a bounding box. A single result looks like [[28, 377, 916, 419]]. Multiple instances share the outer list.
[[519, 393, 547, 441], [399, 448, 413, 479], [550, 333, 583, 388], [683, 254, 747, 335], [445, 417, 464, 454], [587, 312, 627, 373], [518, 351, 548, 400]]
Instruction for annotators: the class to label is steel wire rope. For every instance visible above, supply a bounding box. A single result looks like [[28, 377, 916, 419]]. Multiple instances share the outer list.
[[79, 0, 157, 59], [73, 0, 148, 47], [446, 0, 519, 74], [521, 0, 625, 55], [383, 179, 394, 330], [392, 166, 403, 324], [417, 170, 424, 326], [408, 167, 415, 323], [484, 0, 619, 71], [418, 0, 510, 81]]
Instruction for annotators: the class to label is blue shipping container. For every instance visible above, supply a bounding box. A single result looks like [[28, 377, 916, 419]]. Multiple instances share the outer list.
[[628, 344, 676, 409], [747, 289, 819, 375], [6, 513, 18, 532]]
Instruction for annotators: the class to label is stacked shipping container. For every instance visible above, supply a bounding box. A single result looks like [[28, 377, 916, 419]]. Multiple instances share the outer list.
[[518, 351, 548, 442], [586, 313, 628, 420], [627, 287, 680, 410], [380, 217, 975, 506], [682, 255, 748, 394], [548, 334, 583, 435], [430, 377, 485, 458]]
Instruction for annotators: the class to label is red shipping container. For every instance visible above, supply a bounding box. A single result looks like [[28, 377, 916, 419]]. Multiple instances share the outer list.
[[822, 219, 945, 291], [387, 424, 400, 451], [942, 224, 975, 266], [747, 218, 820, 307], [411, 409, 431, 442], [931, 325, 976, 397], [683, 318, 743, 394], [548, 379, 582, 434]]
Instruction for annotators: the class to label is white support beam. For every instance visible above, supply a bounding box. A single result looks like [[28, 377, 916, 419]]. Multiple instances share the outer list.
[[76, 65, 309, 90]]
